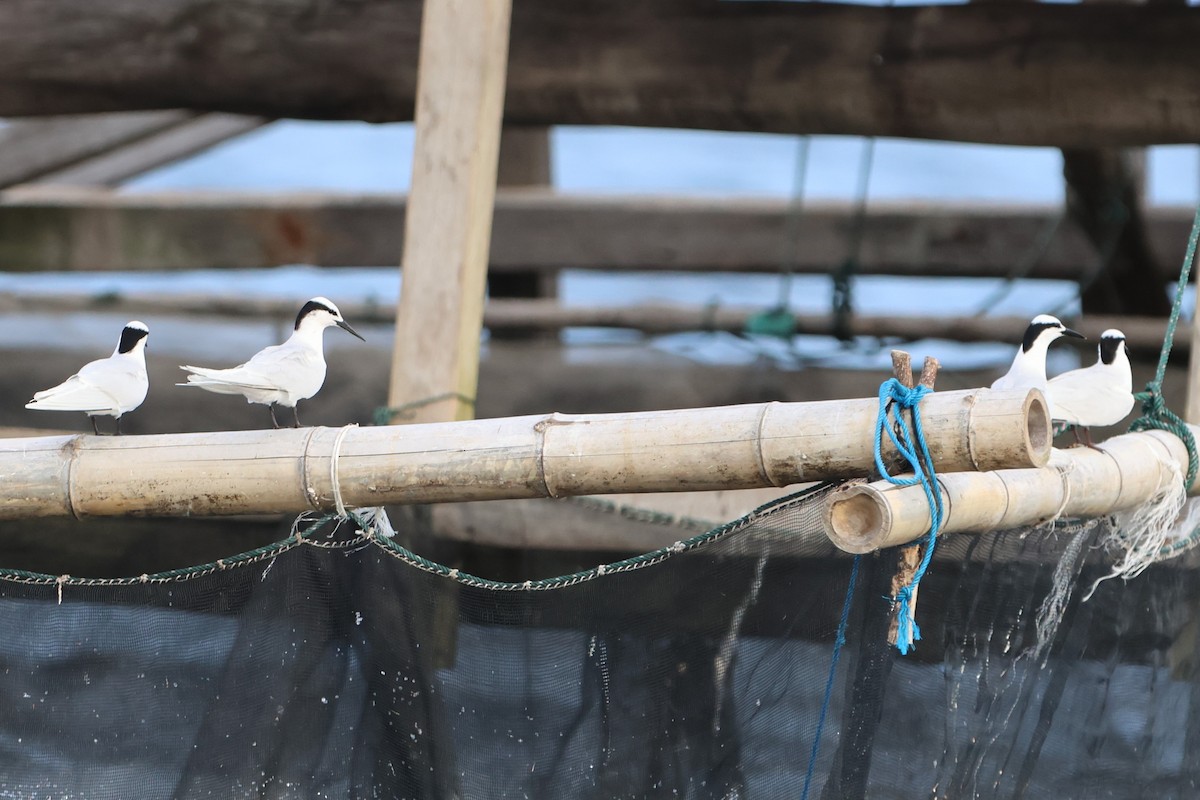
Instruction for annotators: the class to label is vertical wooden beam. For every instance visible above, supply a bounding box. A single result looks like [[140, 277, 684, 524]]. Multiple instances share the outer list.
[[387, 0, 514, 424], [1062, 148, 1169, 316], [495, 125, 552, 188], [1186, 284, 1200, 425], [491, 125, 558, 339]]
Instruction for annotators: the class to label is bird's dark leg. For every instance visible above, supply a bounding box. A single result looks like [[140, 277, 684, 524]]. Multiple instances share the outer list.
[[91, 416, 100, 436], [268, 404, 281, 429], [1084, 427, 1102, 451], [115, 416, 123, 436], [292, 405, 301, 428], [1075, 424, 1094, 450]]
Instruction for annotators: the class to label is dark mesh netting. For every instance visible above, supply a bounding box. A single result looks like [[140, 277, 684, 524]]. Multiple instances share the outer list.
[[2, 484, 1200, 798]]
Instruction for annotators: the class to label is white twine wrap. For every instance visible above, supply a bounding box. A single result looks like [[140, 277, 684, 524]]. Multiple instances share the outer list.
[[330, 424, 358, 518]]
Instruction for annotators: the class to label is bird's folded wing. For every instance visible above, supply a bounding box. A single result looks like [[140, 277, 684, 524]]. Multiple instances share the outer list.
[[179, 364, 277, 391], [240, 346, 320, 387], [26, 375, 119, 412]]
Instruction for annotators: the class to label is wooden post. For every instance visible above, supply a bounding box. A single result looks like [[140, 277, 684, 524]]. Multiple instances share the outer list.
[[386, 0, 513, 424], [1188, 308, 1200, 425], [490, 125, 558, 339]]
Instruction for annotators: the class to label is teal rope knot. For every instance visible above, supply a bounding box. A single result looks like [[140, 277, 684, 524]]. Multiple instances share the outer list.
[[1129, 386, 1199, 489], [744, 306, 797, 339], [873, 378, 944, 654]]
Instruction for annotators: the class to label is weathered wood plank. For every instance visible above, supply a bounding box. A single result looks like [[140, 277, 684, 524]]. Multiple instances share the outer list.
[[1, 188, 1195, 278], [2, 2, 1200, 146], [386, 0, 513, 424], [36, 114, 267, 186], [0, 112, 188, 187], [0, 289, 1182, 356]]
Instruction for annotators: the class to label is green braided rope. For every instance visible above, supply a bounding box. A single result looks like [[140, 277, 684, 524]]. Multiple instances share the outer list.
[[1127, 203, 1200, 491], [1124, 204, 1200, 559], [1129, 395, 1200, 489], [0, 483, 840, 590], [373, 392, 476, 426]]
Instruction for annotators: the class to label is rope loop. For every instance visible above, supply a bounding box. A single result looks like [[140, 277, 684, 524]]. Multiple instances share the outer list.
[[1129, 385, 1199, 489]]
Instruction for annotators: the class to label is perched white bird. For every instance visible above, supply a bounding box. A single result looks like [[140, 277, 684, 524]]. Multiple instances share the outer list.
[[990, 314, 1084, 414], [25, 321, 150, 435], [178, 297, 364, 428], [1047, 329, 1134, 447]]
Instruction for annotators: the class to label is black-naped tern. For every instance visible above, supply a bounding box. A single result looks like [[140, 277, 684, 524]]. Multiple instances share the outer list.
[[178, 297, 364, 428], [1047, 329, 1134, 447], [990, 314, 1085, 416], [25, 321, 150, 435]]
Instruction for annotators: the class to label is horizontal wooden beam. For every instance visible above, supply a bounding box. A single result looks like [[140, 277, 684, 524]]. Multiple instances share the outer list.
[[0, 289, 1182, 356], [2, 3, 1200, 146], [2, 187, 1195, 277], [0, 390, 1047, 518]]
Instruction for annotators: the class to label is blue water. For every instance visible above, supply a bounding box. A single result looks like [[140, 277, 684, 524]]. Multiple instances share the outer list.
[[7, 122, 1199, 369]]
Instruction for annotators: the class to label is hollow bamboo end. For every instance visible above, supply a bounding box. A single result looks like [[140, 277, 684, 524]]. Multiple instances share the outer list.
[[1023, 389, 1052, 468], [824, 484, 891, 554]]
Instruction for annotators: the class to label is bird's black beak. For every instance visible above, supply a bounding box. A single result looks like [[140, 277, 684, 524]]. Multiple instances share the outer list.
[[1063, 328, 1085, 339], [337, 319, 366, 341]]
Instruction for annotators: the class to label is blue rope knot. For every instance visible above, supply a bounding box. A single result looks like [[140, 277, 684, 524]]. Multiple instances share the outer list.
[[893, 584, 921, 649], [873, 377, 943, 654]]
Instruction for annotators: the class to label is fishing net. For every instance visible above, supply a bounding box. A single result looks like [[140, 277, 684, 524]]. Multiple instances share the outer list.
[[1, 484, 1199, 799]]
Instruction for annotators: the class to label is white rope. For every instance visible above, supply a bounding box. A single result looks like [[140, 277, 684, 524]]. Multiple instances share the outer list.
[[1084, 448, 1187, 601], [330, 423, 358, 518]]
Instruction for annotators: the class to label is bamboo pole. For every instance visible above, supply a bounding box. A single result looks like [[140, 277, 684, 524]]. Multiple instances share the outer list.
[[0, 389, 1047, 519], [823, 426, 1199, 553]]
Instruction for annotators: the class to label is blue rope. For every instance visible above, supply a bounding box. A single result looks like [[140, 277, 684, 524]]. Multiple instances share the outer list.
[[800, 553, 861, 800], [873, 378, 944, 654]]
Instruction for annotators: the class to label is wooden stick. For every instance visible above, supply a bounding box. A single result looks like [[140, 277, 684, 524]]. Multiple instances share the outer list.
[[886, 351, 939, 646], [823, 426, 1200, 553], [918, 356, 941, 389], [0, 390, 1048, 519], [890, 350, 914, 389]]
